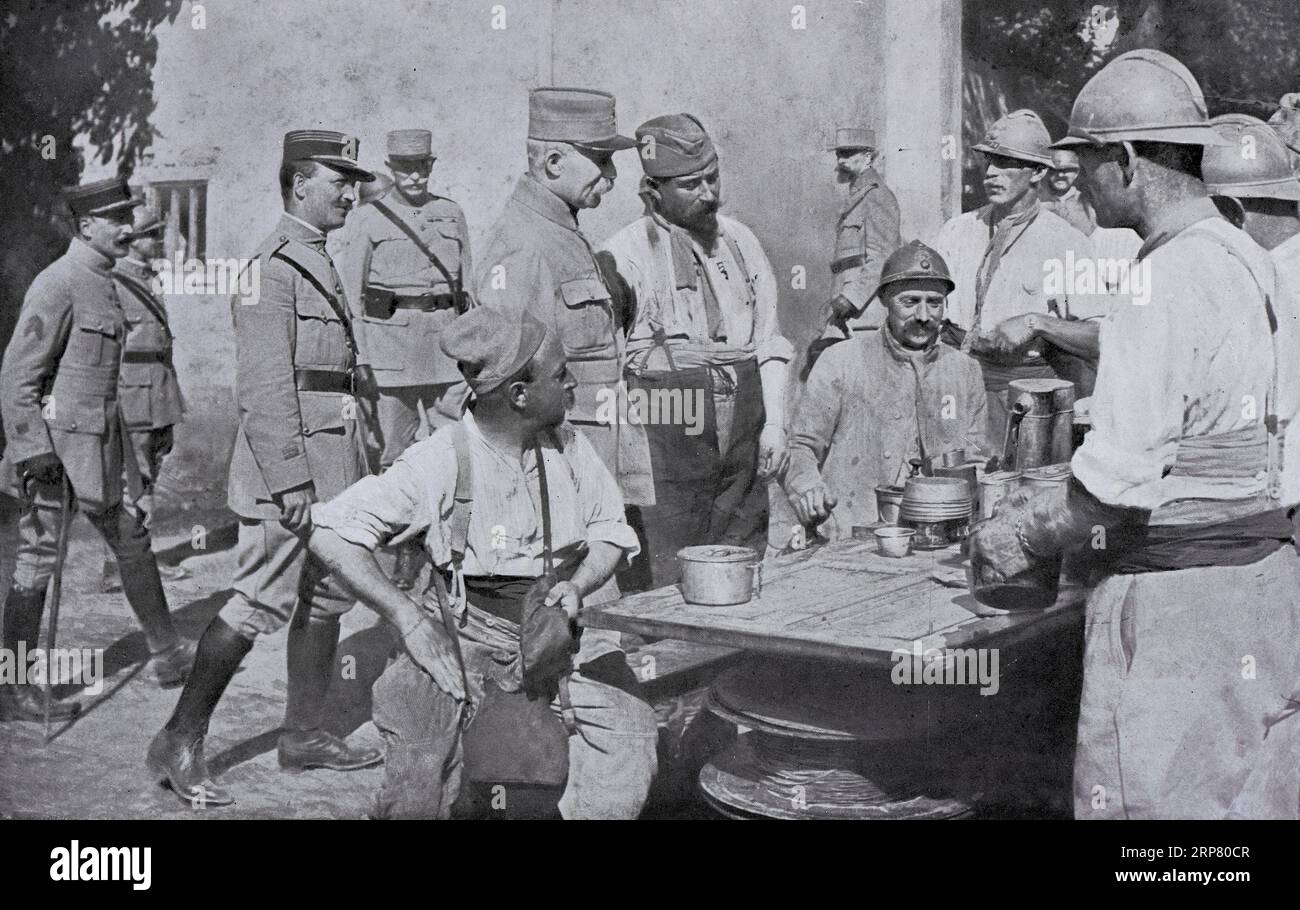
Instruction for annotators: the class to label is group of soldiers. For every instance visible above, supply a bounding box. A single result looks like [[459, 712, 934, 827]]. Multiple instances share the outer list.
[[3, 50, 1300, 819]]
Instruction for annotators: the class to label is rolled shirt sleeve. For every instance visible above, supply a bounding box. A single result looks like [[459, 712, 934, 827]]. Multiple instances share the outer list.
[[310, 452, 435, 551]]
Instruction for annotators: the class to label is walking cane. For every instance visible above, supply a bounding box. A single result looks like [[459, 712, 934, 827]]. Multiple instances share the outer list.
[[42, 475, 76, 744]]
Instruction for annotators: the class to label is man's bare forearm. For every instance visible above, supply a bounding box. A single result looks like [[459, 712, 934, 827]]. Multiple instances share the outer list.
[[567, 541, 624, 598], [309, 527, 426, 633], [759, 359, 788, 428], [1037, 316, 1100, 359]]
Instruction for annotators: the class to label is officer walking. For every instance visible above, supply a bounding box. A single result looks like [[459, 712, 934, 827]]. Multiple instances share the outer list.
[[476, 87, 652, 505], [148, 131, 382, 807], [336, 128, 473, 590], [969, 50, 1300, 819], [820, 127, 901, 340], [0, 178, 195, 722], [100, 206, 188, 592]]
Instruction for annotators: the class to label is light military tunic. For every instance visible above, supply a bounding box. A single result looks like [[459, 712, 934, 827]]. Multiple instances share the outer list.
[[335, 193, 471, 387], [112, 257, 185, 432], [0, 238, 129, 511], [226, 214, 371, 520], [475, 174, 651, 504], [1070, 199, 1300, 819], [830, 166, 901, 332]]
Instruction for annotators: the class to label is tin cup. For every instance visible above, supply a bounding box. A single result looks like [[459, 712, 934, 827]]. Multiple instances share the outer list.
[[875, 485, 906, 524], [874, 526, 915, 558]]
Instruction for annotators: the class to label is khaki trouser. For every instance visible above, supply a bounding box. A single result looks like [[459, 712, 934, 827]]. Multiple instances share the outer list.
[[375, 382, 468, 469], [1074, 545, 1300, 819], [216, 519, 355, 639], [14, 493, 152, 590], [371, 609, 658, 819]]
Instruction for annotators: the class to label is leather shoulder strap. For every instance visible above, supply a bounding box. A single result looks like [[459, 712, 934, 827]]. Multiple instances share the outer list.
[[450, 421, 474, 566], [270, 248, 359, 359], [112, 271, 170, 329], [533, 433, 554, 576], [371, 199, 461, 294]]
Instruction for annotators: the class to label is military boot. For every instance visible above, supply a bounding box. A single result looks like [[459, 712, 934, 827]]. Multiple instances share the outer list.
[[146, 617, 252, 808], [278, 613, 382, 772], [0, 584, 82, 722], [118, 551, 196, 687]]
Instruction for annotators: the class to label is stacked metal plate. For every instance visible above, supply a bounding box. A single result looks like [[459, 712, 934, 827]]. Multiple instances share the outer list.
[[898, 476, 973, 523]]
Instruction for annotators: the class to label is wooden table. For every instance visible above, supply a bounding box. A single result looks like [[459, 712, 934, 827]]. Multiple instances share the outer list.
[[583, 538, 1088, 819]]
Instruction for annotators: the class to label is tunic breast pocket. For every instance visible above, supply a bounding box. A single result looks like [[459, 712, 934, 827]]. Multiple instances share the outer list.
[[558, 276, 613, 356], [70, 318, 120, 366], [294, 291, 350, 369]]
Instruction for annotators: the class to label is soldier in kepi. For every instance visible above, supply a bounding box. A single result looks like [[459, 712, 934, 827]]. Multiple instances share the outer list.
[[148, 131, 382, 807], [601, 113, 793, 587], [100, 206, 188, 593], [476, 87, 652, 509], [0, 178, 196, 722], [816, 127, 901, 349], [337, 128, 473, 591]]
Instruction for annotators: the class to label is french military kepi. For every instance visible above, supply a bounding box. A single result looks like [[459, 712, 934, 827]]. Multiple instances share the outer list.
[[636, 113, 717, 178], [529, 87, 636, 152], [282, 129, 376, 182], [64, 177, 143, 217], [830, 127, 876, 151], [387, 129, 433, 160]]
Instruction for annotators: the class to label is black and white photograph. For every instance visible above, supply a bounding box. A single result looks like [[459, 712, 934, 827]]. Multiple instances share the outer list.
[[0, 0, 1295, 881]]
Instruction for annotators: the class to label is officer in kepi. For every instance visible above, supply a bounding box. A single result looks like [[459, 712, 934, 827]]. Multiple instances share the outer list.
[[100, 205, 188, 593], [148, 131, 382, 807], [819, 126, 901, 342], [0, 178, 196, 723], [968, 50, 1300, 819], [336, 128, 474, 591]]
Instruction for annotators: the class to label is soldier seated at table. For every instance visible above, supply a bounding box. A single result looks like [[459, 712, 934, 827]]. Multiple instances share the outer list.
[[779, 241, 988, 543]]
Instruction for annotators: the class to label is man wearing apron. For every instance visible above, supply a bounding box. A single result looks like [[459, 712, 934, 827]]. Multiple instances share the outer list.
[[969, 50, 1300, 819], [601, 113, 793, 588]]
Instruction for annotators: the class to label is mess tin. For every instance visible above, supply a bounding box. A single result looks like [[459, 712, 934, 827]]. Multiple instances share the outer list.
[[678, 545, 762, 605]]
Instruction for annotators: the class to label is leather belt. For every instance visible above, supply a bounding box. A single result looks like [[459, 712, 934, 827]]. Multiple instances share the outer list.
[[294, 369, 353, 394], [393, 293, 460, 311], [122, 351, 169, 364], [830, 252, 868, 275]]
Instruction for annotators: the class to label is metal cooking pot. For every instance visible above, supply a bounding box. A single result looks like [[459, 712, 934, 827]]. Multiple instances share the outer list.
[[678, 546, 762, 606]]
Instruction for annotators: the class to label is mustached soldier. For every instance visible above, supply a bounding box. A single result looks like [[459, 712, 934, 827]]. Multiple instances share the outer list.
[[336, 128, 474, 590], [0, 178, 196, 722], [148, 131, 382, 807], [100, 206, 188, 592]]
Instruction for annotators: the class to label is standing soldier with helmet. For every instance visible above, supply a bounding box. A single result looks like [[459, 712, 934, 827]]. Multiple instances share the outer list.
[[337, 128, 473, 590], [969, 50, 1300, 819], [148, 131, 383, 807], [0, 178, 196, 723]]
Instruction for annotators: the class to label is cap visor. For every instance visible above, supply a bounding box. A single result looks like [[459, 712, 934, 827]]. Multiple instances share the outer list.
[[87, 197, 145, 216], [973, 142, 1052, 166], [572, 134, 638, 152], [315, 157, 378, 182], [1209, 180, 1300, 202]]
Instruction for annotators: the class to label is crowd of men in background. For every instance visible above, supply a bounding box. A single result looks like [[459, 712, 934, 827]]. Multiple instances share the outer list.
[[3, 53, 1300, 819]]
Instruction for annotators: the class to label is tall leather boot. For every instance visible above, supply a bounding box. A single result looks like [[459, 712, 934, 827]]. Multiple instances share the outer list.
[[278, 612, 382, 772], [146, 617, 252, 808], [118, 551, 196, 688], [391, 542, 424, 591], [0, 584, 82, 722]]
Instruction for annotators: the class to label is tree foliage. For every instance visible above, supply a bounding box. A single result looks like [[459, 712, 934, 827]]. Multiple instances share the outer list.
[[0, 0, 183, 348]]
